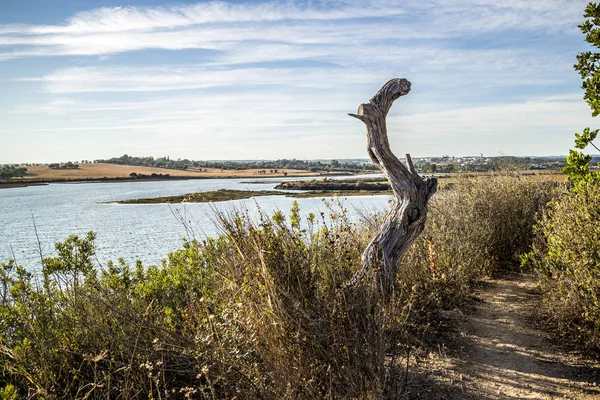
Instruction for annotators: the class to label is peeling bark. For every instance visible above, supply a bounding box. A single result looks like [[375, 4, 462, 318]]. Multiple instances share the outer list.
[[349, 79, 437, 293]]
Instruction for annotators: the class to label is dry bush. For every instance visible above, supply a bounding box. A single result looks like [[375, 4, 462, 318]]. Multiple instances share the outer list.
[[396, 175, 557, 323], [199, 203, 390, 398]]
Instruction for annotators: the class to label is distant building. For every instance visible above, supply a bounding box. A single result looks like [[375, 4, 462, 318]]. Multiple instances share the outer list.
[[529, 164, 548, 170]]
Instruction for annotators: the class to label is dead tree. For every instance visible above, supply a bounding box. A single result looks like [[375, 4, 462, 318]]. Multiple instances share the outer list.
[[349, 78, 437, 293]]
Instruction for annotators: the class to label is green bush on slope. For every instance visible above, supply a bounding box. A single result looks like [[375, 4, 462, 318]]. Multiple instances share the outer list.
[[524, 184, 600, 351]]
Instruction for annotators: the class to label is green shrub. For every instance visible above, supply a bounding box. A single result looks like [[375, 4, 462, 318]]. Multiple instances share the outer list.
[[524, 184, 600, 350], [0, 234, 214, 398], [0, 385, 18, 400]]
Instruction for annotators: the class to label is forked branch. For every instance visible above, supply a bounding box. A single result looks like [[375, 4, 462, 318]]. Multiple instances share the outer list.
[[350, 79, 437, 293]]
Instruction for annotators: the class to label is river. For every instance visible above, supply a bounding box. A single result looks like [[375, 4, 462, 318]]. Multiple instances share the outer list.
[[0, 176, 392, 269]]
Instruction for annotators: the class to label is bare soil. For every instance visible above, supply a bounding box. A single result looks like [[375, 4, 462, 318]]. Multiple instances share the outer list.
[[403, 273, 600, 399]]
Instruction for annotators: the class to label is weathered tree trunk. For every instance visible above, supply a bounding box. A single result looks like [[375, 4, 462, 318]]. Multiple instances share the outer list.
[[349, 78, 437, 293]]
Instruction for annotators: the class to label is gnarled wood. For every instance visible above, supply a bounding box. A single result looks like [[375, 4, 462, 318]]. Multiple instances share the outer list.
[[349, 79, 437, 293]]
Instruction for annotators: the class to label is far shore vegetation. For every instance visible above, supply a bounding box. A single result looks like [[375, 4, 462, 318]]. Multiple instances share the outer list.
[[0, 162, 333, 189], [95, 153, 577, 174], [116, 188, 396, 204], [117, 189, 287, 203], [48, 161, 80, 169], [0, 165, 27, 179], [96, 154, 379, 173], [1, 155, 571, 190], [113, 171, 566, 204]]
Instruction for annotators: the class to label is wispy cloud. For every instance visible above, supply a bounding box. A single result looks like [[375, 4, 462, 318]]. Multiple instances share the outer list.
[[17, 42, 572, 97], [0, 1, 585, 60], [20, 66, 375, 93], [10, 2, 405, 35]]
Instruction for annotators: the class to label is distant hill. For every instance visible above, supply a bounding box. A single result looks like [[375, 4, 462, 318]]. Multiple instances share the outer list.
[[94, 155, 379, 173]]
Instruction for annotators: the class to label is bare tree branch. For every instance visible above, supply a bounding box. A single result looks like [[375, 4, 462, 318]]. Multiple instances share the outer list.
[[350, 78, 437, 294]]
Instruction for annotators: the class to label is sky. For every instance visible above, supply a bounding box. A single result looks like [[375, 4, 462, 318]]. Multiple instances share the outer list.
[[0, 0, 597, 163]]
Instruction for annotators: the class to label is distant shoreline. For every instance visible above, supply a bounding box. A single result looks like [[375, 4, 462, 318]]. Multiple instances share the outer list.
[[0, 176, 207, 189], [0, 163, 567, 191], [0, 163, 379, 190], [113, 188, 393, 204], [0, 172, 355, 190], [0, 182, 50, 189]]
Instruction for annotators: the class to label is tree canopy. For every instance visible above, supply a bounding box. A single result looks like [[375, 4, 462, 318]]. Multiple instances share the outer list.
[[0, 165, 27, 179], [566, 2, 600, 189]]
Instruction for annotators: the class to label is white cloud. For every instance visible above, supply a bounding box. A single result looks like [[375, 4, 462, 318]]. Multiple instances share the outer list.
[[23, 2, 405, 35], [17, 38, 571, 96], [21, 66, 376, 93], [388, 98, 595, 156], [0, 0, 586, 60]]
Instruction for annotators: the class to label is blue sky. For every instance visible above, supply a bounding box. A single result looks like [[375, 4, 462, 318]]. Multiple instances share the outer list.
[[0, 0, 596, 163]]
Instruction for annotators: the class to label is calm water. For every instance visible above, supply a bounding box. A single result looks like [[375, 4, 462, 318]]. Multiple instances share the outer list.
[[0, 176, 391, 269]]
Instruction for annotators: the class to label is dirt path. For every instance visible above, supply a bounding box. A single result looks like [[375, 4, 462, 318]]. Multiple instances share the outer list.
[[407, 273, 600, 399]]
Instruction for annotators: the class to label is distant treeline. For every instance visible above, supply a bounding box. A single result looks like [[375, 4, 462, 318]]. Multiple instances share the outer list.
[[0, 165, 27, 179], [95, 154, 378, 173], [48, 162, 79, 169], [96, 154, 568, 175], [128, 172, 170, 179], [417, 156, 566, 174]]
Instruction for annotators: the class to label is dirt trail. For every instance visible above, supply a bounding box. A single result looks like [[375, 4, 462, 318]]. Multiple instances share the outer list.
[[408, 273, 600, 399]]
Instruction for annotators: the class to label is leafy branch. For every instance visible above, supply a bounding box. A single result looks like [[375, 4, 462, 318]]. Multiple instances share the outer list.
[[565, 2, 600, 190]]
